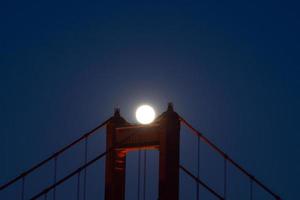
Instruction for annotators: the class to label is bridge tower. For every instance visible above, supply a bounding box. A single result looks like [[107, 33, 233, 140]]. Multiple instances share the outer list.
[[105, 103, 180, 200]]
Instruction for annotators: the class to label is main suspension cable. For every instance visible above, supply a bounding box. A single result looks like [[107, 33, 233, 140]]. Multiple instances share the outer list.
[[179, 115, 281, 200], [29, 130, 138, 200], [0, 117, 111, 191], [180, 165, 224, 200]]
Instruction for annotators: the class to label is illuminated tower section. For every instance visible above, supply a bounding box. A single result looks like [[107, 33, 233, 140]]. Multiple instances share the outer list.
[[104, 103, 180, 200]]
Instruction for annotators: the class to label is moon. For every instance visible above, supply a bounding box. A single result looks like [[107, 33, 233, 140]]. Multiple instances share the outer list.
[[135, 105, 156, 124]]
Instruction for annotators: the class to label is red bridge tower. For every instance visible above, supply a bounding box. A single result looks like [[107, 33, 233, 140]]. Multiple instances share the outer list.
[[105, 103, 180, 200]]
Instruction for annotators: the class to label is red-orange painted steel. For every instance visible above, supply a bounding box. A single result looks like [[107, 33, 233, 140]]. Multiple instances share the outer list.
[[105, 104, 180, 200]]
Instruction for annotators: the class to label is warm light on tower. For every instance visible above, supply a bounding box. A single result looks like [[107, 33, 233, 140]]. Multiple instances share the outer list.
[[135, 105, 156, 124]]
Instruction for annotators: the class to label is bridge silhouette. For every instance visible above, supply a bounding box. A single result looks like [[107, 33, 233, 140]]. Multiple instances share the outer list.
[[0, 103, 281, 200]]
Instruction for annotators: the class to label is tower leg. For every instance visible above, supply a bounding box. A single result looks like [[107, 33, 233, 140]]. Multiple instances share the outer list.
[[158, 110, 180, 200], [105, 113, 127, 200], [105, 148, 126, 200]]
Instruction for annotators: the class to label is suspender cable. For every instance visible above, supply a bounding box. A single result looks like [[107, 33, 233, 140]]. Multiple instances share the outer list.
[[29, 130, 139, 200], [0, 117, 111, 192], [83, 137, 88, 200], [137, 150, 141, 200], [196, 136, 200, 200], [180, 165, 224, 200], [179, 116, 281, 200], [31, 149, 107, 200], [53, 156, 57, 200], [21, 177, 25, 200], [143, 151, 147, 200], [224, 157, 227, 199], [250, 178, 253, 200], [77, 172, 80, 200], [44, 192, 47, 200]]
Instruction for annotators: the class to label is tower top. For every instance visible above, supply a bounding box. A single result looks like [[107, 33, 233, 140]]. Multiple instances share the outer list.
[[114, 108, 121, 117], [167, 102, 174, 112]]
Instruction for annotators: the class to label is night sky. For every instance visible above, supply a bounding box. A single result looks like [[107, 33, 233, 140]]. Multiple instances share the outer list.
[[1, 1, 299, 199]]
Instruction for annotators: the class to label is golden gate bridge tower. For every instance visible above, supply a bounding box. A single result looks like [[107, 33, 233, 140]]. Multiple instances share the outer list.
[[105, 104, 180, 200], [0, 103, 281, 200]]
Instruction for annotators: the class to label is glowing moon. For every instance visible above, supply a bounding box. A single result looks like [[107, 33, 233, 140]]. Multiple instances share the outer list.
[[135, 105, 156, 124]]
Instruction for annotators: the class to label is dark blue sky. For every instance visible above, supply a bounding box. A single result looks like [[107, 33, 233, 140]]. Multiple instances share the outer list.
[[1, 1, 299, 199]]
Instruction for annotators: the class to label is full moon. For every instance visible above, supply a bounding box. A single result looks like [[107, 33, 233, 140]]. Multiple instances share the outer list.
[[135, 105, 156, 124]]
